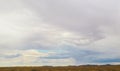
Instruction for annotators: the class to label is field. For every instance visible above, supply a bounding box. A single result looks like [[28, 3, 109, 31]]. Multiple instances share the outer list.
[[0, 65, 120, 71]]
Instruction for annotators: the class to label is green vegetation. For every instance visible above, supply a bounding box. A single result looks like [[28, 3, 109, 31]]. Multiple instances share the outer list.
[[0, 65, 120, 71]]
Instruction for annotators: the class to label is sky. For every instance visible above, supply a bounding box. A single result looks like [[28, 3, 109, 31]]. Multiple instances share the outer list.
[[0, 0, 120, 67]]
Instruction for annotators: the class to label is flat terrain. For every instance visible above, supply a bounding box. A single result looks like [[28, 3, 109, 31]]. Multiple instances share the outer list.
[[0, 65, 120, 71]]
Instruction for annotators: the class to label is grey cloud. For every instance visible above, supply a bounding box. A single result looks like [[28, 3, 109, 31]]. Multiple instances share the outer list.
[[22, 0, 120, 44], [0, 0, 24, 13], [3, 54, 21, 59], [0, 0, 120, 66]]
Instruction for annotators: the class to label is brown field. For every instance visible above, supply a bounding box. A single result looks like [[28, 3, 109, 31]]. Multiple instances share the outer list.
[[0, 65, 120, 71]]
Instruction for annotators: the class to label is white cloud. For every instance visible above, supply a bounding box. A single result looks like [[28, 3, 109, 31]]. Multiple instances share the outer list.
[[0, 49, 75, 66], [21, 49, 49, 57]]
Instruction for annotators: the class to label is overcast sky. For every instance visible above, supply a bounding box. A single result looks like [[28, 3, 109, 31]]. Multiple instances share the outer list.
[[0, 0, 120, 66]]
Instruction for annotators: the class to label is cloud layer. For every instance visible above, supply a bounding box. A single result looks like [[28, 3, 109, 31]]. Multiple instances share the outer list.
[[0, 0, 120, 66]]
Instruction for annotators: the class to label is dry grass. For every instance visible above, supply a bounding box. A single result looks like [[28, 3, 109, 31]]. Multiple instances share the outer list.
[[0, 65, 120, 71]]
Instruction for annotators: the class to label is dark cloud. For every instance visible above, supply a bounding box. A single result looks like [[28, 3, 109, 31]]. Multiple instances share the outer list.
[[93, 58, 120, 63]]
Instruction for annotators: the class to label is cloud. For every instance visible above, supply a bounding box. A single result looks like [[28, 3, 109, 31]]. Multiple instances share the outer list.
[[0, 49, 75, 66], [23, 0, 119, 40], [94, 58, 120, 63], [0, 0, 120, 66]]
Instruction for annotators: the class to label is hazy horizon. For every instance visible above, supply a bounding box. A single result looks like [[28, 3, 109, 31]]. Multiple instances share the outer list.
[[0, 0, 120, 67]]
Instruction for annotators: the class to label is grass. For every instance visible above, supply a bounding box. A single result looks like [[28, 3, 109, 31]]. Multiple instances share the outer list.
[[0, 65, 120, 71]]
